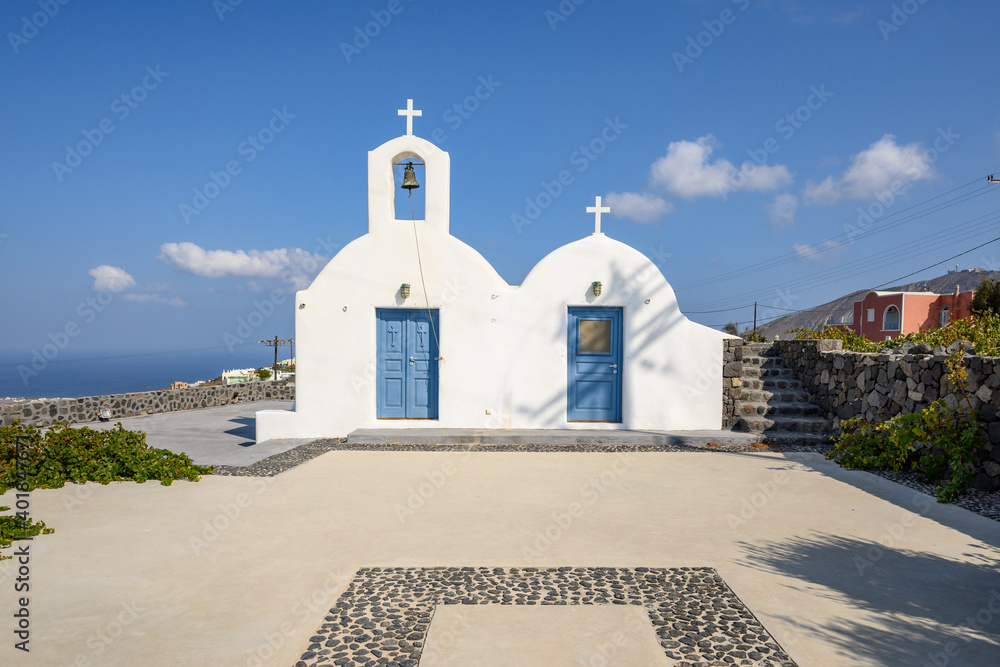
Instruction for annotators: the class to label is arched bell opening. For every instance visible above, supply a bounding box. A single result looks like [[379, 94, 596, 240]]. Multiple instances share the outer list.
[[393, 152, 426, 221]]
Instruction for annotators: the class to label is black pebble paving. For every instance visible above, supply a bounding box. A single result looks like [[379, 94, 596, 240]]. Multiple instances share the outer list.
[[294, 566, 797, 667]]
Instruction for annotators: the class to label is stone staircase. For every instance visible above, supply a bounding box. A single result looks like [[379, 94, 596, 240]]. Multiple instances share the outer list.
[[736, 343, 833, 446]]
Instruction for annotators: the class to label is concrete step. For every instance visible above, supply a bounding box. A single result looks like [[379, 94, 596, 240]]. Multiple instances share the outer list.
[[737, 413, 831, 435], [771, 415, 832, 433], [762, 377, 803, 391], [737, 415, 774, 433], [760, 367, 794, 378], [739, 401, 820, 418], [741, 389, 813, 404], [741, 379, 764, 390], [762, 431, 834, 447]]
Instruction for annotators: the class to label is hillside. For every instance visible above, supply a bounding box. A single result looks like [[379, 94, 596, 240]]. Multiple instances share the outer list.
[[754, 268, 1000, 339]]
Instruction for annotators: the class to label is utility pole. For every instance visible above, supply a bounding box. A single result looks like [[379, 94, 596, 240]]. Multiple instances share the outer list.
[[258, 336, 293, 379], [753, 302, 757, 333]]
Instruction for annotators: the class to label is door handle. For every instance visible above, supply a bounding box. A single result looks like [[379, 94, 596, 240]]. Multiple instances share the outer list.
[[609, 364, 617, 368], [409, 356, 416, 365]]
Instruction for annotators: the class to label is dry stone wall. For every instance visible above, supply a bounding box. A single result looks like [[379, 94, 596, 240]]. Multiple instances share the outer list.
[[771, 339, 1000, 491], [1, 383, 295, 428], [722, 339, 744, 429]]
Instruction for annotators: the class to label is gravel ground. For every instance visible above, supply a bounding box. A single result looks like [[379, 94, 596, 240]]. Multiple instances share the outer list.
[[295, 566, 796, 667], [211, 439, 999, 523], [867, 469, 1000, 521]]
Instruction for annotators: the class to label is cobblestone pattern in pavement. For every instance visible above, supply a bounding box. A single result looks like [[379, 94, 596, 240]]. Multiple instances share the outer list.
[[295, 566, 797, 667]]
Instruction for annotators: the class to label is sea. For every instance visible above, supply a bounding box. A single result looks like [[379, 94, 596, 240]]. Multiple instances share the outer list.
[[0, 347, 272, 399]]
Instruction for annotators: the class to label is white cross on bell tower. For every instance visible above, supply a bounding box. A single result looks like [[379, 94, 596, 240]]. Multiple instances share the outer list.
[[397, 98, 422, 136], [587, 196, 610, 235]]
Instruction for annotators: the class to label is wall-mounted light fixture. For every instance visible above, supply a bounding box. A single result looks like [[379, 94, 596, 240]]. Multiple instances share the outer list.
[[400, 283, 411, 299], [592, 281, 602, 297], [299, 303, 306, 309]]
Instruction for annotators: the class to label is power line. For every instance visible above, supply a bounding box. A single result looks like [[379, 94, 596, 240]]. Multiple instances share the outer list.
[[702, 234, 1000, 330], [870, 235, 1000, 291], [685, 303, 806, 314], [686, 208, 1000, 312], [686, 184, 996, 294], [676, 176, 995, 292], [258, 336, 293, 375]]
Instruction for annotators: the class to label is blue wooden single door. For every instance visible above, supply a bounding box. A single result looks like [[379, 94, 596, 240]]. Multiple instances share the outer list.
[[376, 309, 439, 419], [567, 307, 623, 422]]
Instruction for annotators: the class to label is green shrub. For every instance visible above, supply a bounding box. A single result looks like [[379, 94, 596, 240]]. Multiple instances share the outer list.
[[0, 506, 53, 560], [825, 350, 983, 502], [785, 325, 881, 352], [785, 313, 1000, 356], [0, 421, 213, 493], [971, 276, 1000, 316]]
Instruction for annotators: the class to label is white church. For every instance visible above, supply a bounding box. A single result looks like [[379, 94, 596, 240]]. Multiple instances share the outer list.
[[255, 101, 730, 441]]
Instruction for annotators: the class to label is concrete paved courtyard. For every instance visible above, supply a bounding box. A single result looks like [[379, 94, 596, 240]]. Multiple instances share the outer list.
[[2, 404, 999, 666]]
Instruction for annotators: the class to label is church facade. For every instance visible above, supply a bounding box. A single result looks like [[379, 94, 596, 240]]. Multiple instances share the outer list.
[[255, 101, 731, 441]]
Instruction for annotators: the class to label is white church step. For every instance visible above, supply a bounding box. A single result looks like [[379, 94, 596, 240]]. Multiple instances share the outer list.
[[345, 428, 764, 448]]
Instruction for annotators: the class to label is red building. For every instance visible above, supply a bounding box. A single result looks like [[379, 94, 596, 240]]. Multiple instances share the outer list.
[[850, 289, 974, 341]]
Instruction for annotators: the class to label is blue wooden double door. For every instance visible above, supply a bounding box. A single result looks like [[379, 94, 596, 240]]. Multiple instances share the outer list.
[[567, 307, 623, 422], [376, 309, 439, 419]]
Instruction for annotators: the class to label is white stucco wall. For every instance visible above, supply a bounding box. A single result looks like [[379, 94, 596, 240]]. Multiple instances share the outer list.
[[509, 234, 725, 431], [256, 132, 728, 441]]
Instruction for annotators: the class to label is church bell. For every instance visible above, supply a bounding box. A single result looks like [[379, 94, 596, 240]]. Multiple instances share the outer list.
[[401, 162, 420, 190]]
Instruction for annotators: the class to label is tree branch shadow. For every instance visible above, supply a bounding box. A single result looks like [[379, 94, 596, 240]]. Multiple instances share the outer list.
[[737, 532, 1000, 665]]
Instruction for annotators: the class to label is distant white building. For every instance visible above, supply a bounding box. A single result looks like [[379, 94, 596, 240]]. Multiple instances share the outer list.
[[222, 368, 258, 385], [256, 101, 732, 441]]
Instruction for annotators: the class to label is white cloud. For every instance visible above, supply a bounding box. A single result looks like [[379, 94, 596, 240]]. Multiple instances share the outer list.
[[121, 293, 186, 307], [159, 242, 327, 289], [89, 265, 136, 293], [767, 193, 799, 231], [648, 135, 792, 199], [604, 192, 674, 224], [793, 239, 844, 263], [803, 134, 935, 204]]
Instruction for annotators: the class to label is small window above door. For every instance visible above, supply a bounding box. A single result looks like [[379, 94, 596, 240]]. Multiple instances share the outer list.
[[579, 320, 612, 354]]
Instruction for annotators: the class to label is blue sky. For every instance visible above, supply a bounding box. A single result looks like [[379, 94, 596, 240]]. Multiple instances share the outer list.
[[1, 0, 998, 368]]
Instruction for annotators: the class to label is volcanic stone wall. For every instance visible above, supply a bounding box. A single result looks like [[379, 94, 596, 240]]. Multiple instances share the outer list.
[[1, 383, 294, 428], [722, 338, 744, 429], [771, 339, 1000, 491]]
